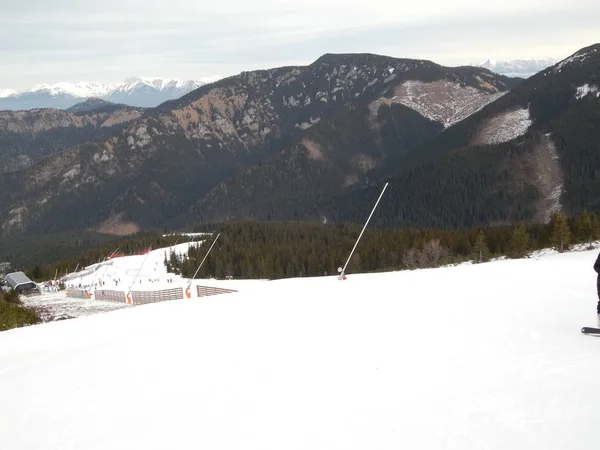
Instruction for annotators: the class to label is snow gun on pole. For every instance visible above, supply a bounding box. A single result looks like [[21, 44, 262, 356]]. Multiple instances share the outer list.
[[338, 182, 388, 280], [107, 247, 120, 260], [186, 233, 221, 291]]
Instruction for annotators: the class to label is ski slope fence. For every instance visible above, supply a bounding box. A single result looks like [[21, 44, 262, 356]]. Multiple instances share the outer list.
[[196, 285, 237, 297], [95, 289, 127, 303], [131, 288, 184, 305], [66, 289, 90, 299], [68, 285, 237, 304]]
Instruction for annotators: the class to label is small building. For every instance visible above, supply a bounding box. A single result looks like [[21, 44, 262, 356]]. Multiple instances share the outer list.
[[4, 271, 41, 295]]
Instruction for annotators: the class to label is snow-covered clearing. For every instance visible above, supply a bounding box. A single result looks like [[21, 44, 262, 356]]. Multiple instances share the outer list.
[[2, 248, 600, 449], [473, 107, 532, 145], [391, 79, 505, 128]]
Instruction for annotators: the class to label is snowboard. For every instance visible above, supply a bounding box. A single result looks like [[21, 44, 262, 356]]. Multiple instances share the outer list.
[[581, 327, 600, 335]]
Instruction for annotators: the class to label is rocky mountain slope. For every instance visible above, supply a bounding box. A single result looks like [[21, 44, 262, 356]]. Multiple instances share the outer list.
[[0, 78, 205, 110], [0, 53, 517, 237], [0, 105, 143, 173]]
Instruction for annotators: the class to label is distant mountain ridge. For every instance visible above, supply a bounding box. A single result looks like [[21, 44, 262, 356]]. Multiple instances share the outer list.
[[476, 58, 558, 78], [0, 77, 209, 110], [66, 98, 120, 113]]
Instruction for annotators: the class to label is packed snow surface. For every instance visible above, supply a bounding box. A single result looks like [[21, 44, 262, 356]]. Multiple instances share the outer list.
[[2, 249, 600, 449]]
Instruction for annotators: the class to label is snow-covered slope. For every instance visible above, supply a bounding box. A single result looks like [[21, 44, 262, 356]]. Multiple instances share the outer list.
[[477, 58, 557, 78], [2, 247, 600, 449], [20, 241, 206, 320], [0, 77, 209, 110]]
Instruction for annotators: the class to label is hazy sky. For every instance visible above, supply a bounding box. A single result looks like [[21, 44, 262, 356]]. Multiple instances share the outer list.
[[1, 0, 598, 89]]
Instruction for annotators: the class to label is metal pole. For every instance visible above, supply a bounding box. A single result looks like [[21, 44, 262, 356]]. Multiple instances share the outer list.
[[339, 182, 388, 279], [187, 233, 220, 289], [126, 250, 153, 299]]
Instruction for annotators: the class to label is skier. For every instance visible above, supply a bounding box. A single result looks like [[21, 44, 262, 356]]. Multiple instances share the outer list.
[[594, 252, 600, 326]]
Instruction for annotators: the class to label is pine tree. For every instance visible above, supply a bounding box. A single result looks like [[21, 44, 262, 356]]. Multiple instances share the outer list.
[[507, 224, 530, 259], [576, 209, 600, 248], [472, 230, 489, 263], [549, 211, 571, 253]]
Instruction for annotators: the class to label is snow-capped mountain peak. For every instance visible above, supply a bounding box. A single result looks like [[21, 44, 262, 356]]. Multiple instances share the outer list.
[[476, 58, 558, 78], [481, 58, 498, 67], [0, 77, 214, 110], [24, 82, 116, 98], [117, 77, 204, 93], [0, 88, 17, 98]]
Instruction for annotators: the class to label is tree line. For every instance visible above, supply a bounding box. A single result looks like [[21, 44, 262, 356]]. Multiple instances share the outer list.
[[165, 210, 599, 280]]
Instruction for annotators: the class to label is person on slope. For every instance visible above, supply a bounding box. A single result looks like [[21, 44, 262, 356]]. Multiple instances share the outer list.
[[593, 252, 600, 326]]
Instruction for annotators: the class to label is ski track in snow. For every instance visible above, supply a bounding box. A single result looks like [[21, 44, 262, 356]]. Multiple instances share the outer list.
[[2, 247, 600, 449]]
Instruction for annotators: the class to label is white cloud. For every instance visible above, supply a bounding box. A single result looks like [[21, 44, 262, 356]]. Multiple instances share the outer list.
[[0, 0, 598, 89]]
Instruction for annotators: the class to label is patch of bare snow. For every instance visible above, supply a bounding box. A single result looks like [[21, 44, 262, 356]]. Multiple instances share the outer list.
[[576, 84, 599, 99], [541, 137, 563, 221], [547, 184, 563, 213], [19, 292, 127, 322], [62, 164, 81, 180], [295, 116, 321, 130], [473, 108, 532, 145]]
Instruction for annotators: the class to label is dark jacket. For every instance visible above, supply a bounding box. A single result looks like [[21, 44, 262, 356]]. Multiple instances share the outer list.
[[594, 253, 600, 277]]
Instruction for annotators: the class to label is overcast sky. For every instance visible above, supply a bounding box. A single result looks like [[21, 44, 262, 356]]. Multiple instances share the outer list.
[[1, 0, 598, 89]]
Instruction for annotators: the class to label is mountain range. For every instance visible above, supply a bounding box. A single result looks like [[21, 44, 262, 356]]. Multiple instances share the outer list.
[[0, 44, 599, 248], [0, 58, 556, 111], [476, 58, 558, 78], [0, 77, 207, 110]]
